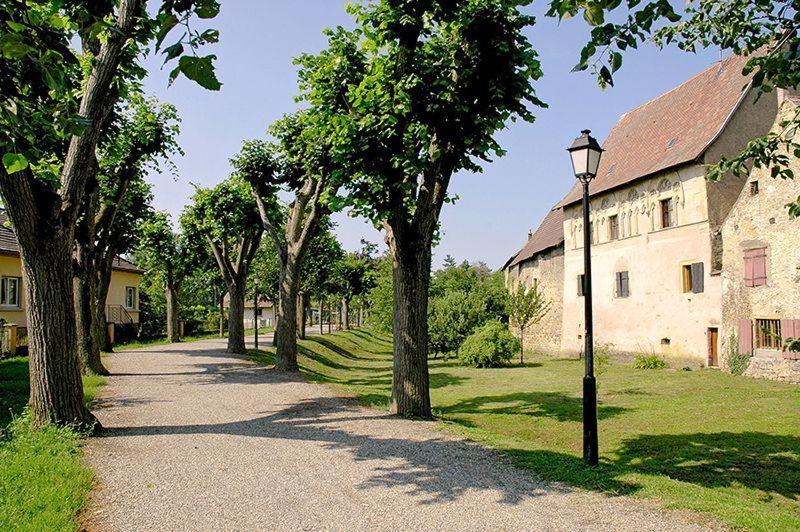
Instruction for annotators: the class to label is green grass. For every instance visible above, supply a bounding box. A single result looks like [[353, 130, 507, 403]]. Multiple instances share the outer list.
[[0, 357, 106, 531], [249, 329, 800, 531]]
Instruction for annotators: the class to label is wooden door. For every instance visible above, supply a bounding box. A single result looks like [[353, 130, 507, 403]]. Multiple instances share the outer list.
[[708, 328, 719, 367]]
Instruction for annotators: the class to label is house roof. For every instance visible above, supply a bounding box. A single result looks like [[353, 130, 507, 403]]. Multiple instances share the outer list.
[[504, 207, 564, 269], [0, 210, 142, 274], [558, 54, 753, 207]]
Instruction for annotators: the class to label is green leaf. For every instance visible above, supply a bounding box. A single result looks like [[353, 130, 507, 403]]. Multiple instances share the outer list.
[[0, 33, 34, 59], [2, 153, 29, 174], [583, 4, 605, 26], [177, 55, 222, 91], [610, 51, 622, 73], [162, 42, 184, 63], [156, 14, 179, 50], [195, 0, 221, 19]]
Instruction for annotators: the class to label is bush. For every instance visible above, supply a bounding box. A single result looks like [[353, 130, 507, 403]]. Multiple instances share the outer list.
[[458, 321, 520, 368], [632, 353, 668, 369], [726, 333, 751, 376], [428, 290, 487, 356]]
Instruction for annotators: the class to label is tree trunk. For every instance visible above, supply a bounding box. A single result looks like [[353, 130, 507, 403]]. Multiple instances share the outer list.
[[219, 290, 225, 338], [226, 283, 246, 354], [296, 292, 306, 340], [519, 325, 525, 365], [357, 306, 362, 328], [275, 260, 300, 371], [318, 300, 324, 335], [327, 303, 332, 334], [74, 268, 108, 375], [166, 281, 180, 343], [23, 241, 96, 428], [342, 297, 350, 331], [95, 267, 113, 352], [388, 239, 432, 418]]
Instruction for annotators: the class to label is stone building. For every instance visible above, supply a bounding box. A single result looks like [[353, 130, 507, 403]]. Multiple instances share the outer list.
[[504, 207, 565, 354], [720, 97, 800, 383], [505, 55, 792, 369]]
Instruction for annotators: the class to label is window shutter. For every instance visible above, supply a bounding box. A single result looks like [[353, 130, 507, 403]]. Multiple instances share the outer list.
[[782, 320, 800, 360], [0, 278, 5, 305], [753, 250, 767, 286], [744, 255, 755, 287], [691, 263, 704, 294], [623, 272, 629, 297], [738, 319, 753, 357]]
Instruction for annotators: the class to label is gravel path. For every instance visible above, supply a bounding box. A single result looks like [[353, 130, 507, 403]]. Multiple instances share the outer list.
[[84, 336, 717, 531]]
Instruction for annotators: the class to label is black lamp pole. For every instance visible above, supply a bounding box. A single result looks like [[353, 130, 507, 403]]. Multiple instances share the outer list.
[[567, 129, 603, 467], [254, 278, 259, 350], [580, 176, 598, 466]]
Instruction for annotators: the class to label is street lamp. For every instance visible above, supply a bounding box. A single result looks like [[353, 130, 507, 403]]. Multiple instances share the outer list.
[[567, 129, 603, 466]]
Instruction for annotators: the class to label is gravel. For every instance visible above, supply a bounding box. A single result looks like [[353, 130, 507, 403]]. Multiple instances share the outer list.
[[83, 336, 718, 531]]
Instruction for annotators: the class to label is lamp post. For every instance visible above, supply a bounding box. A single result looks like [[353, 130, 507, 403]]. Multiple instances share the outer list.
[[253, 276, 259, 350], [567, 129, 604, 466]]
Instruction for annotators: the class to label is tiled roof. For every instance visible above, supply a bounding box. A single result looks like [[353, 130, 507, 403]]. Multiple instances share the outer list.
[[222, 293, 274, 309], [505, 207, 564, 269], [0, 210, 142, 273], [558, 54, 753, 207]]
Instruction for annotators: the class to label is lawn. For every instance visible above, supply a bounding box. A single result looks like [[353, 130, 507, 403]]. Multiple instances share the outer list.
[[0, 357, 105, 531], [250, 328, 800, 532]]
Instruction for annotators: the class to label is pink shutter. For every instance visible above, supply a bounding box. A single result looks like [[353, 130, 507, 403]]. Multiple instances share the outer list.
[[753, 251, 767, 287], [744, 255, 755, 287], [783, 319, 800, 360], [738, 319, 753, 357]]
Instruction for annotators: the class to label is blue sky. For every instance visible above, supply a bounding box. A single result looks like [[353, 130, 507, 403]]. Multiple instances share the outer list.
[[142, 1, 719, 269]]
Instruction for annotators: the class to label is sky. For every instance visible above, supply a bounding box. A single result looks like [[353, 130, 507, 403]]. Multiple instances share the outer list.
[[141, 1, 720, 270]]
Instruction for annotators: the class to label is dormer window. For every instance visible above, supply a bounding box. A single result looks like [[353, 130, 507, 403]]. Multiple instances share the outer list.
[[750, 181, 759, 196]]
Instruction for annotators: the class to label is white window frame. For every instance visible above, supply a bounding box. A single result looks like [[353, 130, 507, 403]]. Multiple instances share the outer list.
[[125, 286, 137, 310], [0, 276, 21, 308]]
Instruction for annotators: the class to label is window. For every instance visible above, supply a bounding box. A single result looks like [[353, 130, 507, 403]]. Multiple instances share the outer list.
[[0, 276, 20, 307], [577, 274, 586, 297], [615, 271, 629, 298], [681, 263, 705, 294], [750, 181, 759, 196], [744, 248, 767, 287], [608, 215, 619, 240], [125, 287, 137, 310], [660, 198, 675, 228], [755, 319, 781, 350]]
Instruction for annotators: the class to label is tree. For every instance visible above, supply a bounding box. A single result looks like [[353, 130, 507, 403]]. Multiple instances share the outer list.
[[506, 282, 551, 364], [320, 1, 544, 417], [0, 1, 220, 427], [74, 94, 179, 375], [137, 212, 197, 343], [546, 0, 800, 215], [338, 248, 376, 330], [301, 220, 346, 337], [182, 177, 263, 354]]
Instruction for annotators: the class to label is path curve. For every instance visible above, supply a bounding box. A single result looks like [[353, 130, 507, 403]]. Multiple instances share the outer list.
[[84, 337, 716, 531]]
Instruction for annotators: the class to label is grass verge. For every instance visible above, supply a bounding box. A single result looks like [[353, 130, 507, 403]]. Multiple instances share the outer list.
[[0, 357, 106, 531], [249, 328, 800, 532]]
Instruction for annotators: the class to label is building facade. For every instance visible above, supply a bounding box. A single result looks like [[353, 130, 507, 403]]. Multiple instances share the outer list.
[[720, 99, 800, 382], [504, 56, 800, 380]]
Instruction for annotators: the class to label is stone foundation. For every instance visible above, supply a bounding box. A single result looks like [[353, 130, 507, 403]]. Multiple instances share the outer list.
[[743, 357, 800, 384]]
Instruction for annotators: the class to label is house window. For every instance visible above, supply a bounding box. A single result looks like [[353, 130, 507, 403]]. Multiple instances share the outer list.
[[660, 198, 675, 228], [608, 215, 619, 240], [0, 276, 20, 307], [125, 287, 137, 310], [615, 271, 629, 298], [577, 274, 586, 297], [681, 263, 705, 294], [750, 181, 759, 196], [755, 319, 781, 350], [744, 248, 767, 287]]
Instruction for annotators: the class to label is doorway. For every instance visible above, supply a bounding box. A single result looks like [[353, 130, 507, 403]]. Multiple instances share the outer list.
[[708, 328, 719, 367]]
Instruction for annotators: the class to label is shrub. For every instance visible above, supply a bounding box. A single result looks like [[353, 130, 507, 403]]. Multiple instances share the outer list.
[[632, 353, 668, 369], [726, 333, 751, 376], [428, 290, 487, 356], [458, 321, 520, 368]]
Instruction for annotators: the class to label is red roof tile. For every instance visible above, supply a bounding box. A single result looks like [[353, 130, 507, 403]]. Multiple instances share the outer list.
[[505, 207, 564, 269], [558, 54, 753, 207]]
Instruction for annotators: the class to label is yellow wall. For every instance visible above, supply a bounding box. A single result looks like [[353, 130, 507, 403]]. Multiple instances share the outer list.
[[0, 253, 141, 327]]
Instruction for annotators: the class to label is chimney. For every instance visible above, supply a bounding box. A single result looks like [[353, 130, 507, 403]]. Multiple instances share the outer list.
[[527, 229, 533, 241]]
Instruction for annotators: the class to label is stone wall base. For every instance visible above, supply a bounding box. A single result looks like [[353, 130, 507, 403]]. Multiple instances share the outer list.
[[743, 357, 800, 384]]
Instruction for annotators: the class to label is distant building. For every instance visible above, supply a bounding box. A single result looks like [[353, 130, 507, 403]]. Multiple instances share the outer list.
[[504, 55, 800, 382], [222, 294, 276, 329], [0, 210, 142, 339]]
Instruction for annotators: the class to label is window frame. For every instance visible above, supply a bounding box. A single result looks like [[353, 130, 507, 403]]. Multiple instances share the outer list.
[[0, 276, 21, 308], [608, 215, 619, 241], [125, 286, 137, 310], [577, 274, 586, 297], [660, 198, 675, 229], [615, 271, 630, 298], [750, 181, 759, 196], [755, 318, 781, 350], [681, 262, 705, 294]]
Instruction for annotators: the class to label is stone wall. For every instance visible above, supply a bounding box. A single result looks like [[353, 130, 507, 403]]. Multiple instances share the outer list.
[[506, 245, 564, 355], [720, 99, 800, 382]]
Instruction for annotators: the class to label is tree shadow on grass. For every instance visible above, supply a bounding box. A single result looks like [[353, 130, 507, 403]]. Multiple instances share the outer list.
[[304, 336, 389, 362], [440, 392, 630, 422]]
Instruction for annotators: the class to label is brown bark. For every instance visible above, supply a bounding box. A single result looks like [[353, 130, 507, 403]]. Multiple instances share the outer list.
[[96, 264, 113, 352], [23, 239, 96, 428], [274, 260, 301, 370], [165, 278, 180, 343], [226, 282, 246, 353], [318, 300, 324, 335], [297, 292, 307, 340], [327, 303, 332, 334], [218, 289, 225, 338], [341, 297, 350, 331], [74, 267, 107, 375]]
